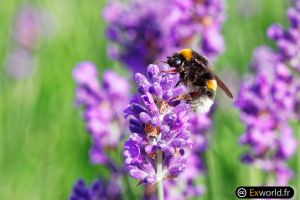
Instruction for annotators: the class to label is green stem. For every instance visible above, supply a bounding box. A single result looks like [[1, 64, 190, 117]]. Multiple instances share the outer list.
[[157, 151, 164, 200], [123, 174, 136, 200], [297, 128, 300, 198]]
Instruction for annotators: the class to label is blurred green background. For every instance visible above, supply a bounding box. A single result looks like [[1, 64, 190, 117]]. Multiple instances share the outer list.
[[0, 0, 298, 199]]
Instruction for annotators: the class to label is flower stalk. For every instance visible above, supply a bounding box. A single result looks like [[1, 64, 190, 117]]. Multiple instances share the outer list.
[[157, 150, 164, 200]]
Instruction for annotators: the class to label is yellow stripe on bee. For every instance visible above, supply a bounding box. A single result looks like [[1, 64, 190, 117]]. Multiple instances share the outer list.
[[207, 79, 217, 91], [179, 49, 193, 61]]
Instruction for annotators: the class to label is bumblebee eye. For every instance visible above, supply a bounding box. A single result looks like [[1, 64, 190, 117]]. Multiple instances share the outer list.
[[174, 58, 182, 67]]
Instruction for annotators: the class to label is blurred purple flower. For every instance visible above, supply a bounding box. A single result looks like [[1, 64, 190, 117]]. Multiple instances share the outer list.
[[170, 152, 206, 193], [5, 48, 37, 79], [163, 152, 206, 200], [104, 0, 226, 74], [267, 0, 300, 72], [73, 62, 130, 167], [269, 1, 300, 121], [236, 7, 299, 184], [12, 4, 56, 50], [124, 64, 192, 185], [189, 113, 212, 153], [70, 176, 122, 200], [6, 4, 56, 79]]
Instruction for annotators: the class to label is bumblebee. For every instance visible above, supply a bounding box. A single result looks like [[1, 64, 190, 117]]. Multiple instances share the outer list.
[[164, 48, 233, 113]]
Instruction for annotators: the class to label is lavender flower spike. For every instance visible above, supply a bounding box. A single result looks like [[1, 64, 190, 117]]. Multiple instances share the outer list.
[[73, 62, 130, 167], [236, 46, 298, 185], [235, 1, 300, 185], [124, 64, 192, 199], [70, 176, 122, 200]]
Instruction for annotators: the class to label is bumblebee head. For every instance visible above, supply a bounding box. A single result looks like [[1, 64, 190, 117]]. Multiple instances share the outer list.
[[167, 49, 209, 72], [167, 49, 193, 70], [179, 48, 209, 67], [167, 55, 184, 69]]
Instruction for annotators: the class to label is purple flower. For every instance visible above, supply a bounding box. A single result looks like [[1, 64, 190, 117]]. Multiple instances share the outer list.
[[267, 1, 300, 72], [73, 62, 130, 166], [267, 0, 300, 121], [70, 176, 122, 200], [124, 64, 192, 185], [162, 152, 206, 200], [164, 173, 205, 200], [142, 112, 211, 199], [189, 113, 212, 153], [236, 49, 298, 184], [162, 113, 211, 199], [6, 4, 56, 79], [104, 0, 226, 74], [12, 4, 56, 50], [5, 48, 37, 79], [123, 64, 213, 199], [71, 64, 129, 199], [236, 2, 300, 184]]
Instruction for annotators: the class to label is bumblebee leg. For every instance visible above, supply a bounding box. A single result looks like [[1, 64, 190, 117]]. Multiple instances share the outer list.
[[176, 90, 202, 102]]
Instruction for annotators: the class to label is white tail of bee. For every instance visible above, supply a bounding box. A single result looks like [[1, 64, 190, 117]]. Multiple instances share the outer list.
[[194, 96, 214, 114]]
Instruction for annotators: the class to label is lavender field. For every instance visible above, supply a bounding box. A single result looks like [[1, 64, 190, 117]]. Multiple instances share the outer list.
[[0, 0, 299, 200]]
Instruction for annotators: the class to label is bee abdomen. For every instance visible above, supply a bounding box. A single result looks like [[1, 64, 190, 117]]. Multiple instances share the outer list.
[[192, 95, 214, 114]]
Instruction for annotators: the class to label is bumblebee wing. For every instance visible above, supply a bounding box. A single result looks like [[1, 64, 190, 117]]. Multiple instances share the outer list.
[[213, 74, 233, 98]]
